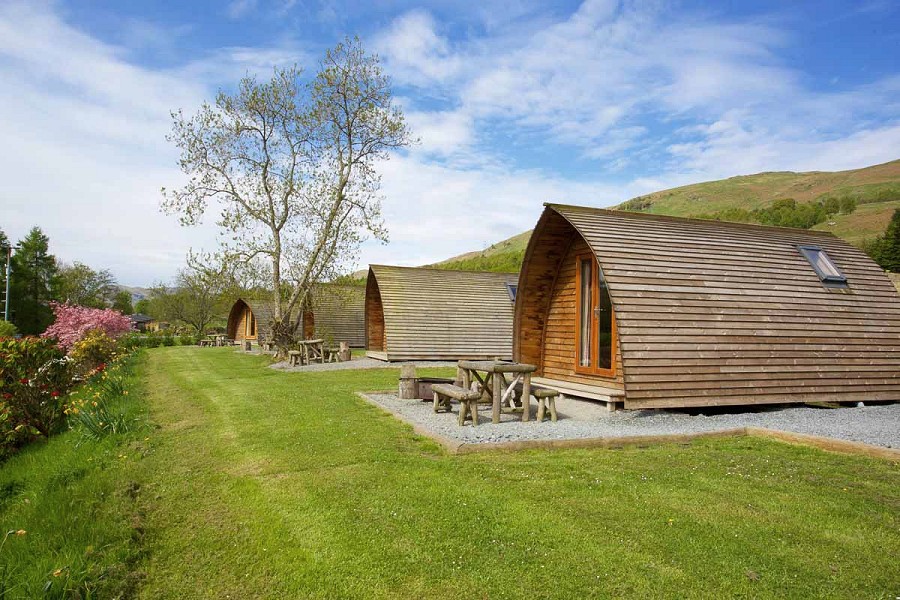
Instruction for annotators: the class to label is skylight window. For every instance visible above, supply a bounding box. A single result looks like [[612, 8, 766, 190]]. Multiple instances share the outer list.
[[506, 283, 518, 301], [798, 245, 847, 287]]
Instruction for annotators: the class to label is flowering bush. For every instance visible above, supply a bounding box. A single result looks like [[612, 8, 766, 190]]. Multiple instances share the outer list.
[[69, 330, 119, 377], [0, 337, 71, 455], [42, 303, 132, 350]]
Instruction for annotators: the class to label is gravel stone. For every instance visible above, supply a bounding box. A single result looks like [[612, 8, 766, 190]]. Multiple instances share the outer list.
[[362, 392, 900, 449]]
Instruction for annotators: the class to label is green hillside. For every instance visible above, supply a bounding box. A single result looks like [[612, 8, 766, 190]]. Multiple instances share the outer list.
[[425, 230, 532, 273], [618, 159, 900, 242], [430, 159, 900, 273]]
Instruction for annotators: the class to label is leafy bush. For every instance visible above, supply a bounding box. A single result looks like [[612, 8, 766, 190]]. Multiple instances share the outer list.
[[161, 335, 175, 347], [0, 320, 17, 339], [66, 355, 139, 441], [42, 303, 132, 350], [69, 330, 119, 377], [0, 337, 72, 455], [179, 334, 197, 346]]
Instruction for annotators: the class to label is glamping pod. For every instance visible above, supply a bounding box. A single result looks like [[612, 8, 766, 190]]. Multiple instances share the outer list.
[[310, 284, 366, 347], [515, 203, 900, 409], [226, 284, 365, 346], [366, 265, 519, 361]]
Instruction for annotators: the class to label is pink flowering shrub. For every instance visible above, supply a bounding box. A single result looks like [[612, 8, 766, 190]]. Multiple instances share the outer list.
[[42, 303, 132, 350]]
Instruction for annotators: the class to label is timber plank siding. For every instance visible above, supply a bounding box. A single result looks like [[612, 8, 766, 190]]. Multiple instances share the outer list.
[[312, 284, 366, 347], [514, 204, 900, 409], [366, 265, 518, 361]]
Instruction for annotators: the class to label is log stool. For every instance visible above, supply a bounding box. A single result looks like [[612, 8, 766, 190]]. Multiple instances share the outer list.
[[533, 388, 560, 422], [288, 350, 303, 366], [431, 383, 483, 426]]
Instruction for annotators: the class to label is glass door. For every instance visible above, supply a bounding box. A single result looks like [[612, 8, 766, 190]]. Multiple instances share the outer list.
[[575, 255, 616, 376]]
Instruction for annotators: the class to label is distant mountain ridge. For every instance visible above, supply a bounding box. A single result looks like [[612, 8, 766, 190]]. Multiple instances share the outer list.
[[428, 159, 900, 273]]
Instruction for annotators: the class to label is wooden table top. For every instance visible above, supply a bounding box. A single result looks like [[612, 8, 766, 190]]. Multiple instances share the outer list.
[[297, 338, 324, 345], [457, 360, 536, 373]]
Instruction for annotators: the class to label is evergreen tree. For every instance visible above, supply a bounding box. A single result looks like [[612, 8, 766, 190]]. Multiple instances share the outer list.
[[0, 228, 9, 317], [869, 210, 900, 272], [10, 227, 58, 334]]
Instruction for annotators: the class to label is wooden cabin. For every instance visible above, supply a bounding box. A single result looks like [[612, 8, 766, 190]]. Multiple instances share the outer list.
[[515, 203, 900, 409], [226, 285, 365, 347], [310, 284, 366, 347], [366, 265, 519, 361]]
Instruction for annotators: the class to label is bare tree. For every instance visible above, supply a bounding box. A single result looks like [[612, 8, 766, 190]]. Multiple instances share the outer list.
[[162, 37, 410, 353]]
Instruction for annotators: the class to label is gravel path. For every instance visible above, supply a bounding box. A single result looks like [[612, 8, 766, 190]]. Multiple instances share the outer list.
[[363, 392, 900, 449], [270, 356, 456, 372]]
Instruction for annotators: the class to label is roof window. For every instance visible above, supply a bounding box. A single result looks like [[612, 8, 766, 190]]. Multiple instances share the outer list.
[[798, 245, 847, 287]]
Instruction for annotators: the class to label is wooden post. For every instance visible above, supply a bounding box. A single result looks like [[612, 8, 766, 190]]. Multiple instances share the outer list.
[[492, 372, 502, 424], [521, 372, 531, 422], [399, 364, 417, 399], [243, 340, 251, 352], [338, 342, 350, 362]]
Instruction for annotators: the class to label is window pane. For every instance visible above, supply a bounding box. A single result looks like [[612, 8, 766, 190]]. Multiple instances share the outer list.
[[579, 259, 592, 367], [799, 246, 846, 284], [596, 271, 613, 370]]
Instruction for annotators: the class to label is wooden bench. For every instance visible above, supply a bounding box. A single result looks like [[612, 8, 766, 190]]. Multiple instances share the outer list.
[[288, 350, 303, 366], [324, 347, 340, 363], [262, 341, 276, 352], [515, 383, 561, 422], [431, 383, 484, 426], [532, 388, 560, 422]]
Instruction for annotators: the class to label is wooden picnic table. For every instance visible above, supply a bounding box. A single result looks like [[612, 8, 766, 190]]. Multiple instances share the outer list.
[[457, 360, 537, 424], [298, 338, 325, 365]]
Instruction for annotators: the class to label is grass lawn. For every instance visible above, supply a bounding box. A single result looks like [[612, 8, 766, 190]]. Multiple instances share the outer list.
[[2, 347, 899, 598]]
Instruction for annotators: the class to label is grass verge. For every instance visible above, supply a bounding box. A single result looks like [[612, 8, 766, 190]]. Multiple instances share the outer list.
[[0, 352, 149, 598], [130, 348, 899, 599]]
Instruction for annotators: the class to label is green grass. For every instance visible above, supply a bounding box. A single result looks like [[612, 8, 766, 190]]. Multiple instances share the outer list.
[[3, 347, 899, 598], [0, 354, 149, 598]]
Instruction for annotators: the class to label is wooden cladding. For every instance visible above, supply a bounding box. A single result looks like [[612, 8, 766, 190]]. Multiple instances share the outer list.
[[366, 265, 518, 361], [312, 285, 365, 347], [515, 204, 900, 409]]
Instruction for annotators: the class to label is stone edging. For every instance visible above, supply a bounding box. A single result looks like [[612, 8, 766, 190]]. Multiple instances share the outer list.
[[355, 392, 900, 462]]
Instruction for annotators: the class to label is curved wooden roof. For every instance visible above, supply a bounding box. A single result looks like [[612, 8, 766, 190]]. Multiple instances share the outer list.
[[367, 265, 518, 361], [516, 203, 900, 408]]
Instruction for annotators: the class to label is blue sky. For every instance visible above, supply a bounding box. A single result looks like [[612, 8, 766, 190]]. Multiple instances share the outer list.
[[1, 0, 898, 285]]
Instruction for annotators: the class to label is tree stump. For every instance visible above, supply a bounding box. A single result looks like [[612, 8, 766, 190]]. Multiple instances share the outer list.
[[399, 364, 417, 399], [338, 341, 351, 362]]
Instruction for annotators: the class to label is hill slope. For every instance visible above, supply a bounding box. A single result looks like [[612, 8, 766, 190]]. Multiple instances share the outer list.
[[431, 159, 900, 272]]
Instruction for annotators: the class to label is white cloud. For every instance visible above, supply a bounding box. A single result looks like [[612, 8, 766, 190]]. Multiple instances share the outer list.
[[0, 2, 307, 285], [404, 109, 475, 156], [374, 10, 463, 87]]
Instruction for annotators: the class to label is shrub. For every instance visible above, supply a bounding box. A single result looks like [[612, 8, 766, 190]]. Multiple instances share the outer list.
[[144, 335, 162, 348], [69, 330, 119, 377], [42, 303, 132, 350], [66, 355, 138, 441], [0, 337, 72, 455], [0, 320, 17, 339], [161, 335, 175, 347], [118, 332, 143, 351], [178, 334, 196, 346]]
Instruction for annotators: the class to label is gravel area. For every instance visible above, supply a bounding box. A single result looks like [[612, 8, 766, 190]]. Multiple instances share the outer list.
[[363, 392, 900, 449], [270, 355, 456, 372]]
